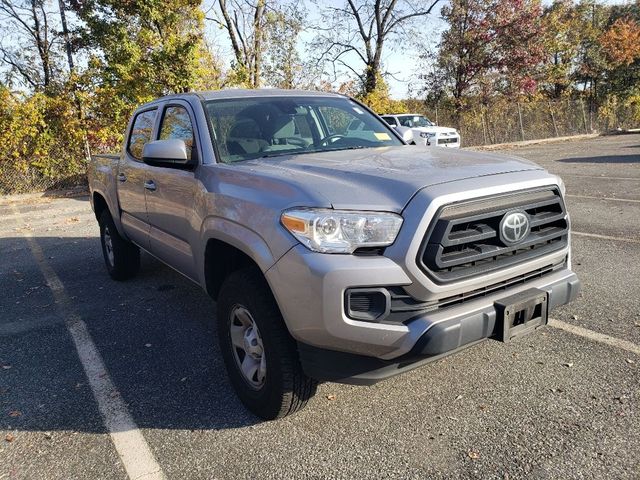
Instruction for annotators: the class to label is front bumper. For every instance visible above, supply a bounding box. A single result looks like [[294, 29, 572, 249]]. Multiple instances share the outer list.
[[266, 242, 580, 361], [297, 271, 580, 385], [418, 134, 461, 148]]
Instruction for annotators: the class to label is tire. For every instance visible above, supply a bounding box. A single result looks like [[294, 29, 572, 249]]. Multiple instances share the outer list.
[[217, 267, 317, 419], [98, 210, 140, 281]]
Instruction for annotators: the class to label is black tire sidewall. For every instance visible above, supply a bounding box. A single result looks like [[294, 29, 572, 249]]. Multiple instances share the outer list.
[[99, 211, 117, 277], [217, 269, 295, 419], [98, 210, 139, 280]]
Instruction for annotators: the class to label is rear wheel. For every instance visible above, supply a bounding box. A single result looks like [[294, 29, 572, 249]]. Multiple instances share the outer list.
[[217, 267, 317, 419], [99, 210, 140, 281]]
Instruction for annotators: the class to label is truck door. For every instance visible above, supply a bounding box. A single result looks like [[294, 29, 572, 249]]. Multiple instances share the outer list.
[[117, 108, 157, 250], [144, 103, 199, 280]]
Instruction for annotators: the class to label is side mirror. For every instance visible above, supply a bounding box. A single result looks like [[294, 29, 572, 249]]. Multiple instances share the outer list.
[[395, 126, 415, 144], [142, 139, 194, 167]]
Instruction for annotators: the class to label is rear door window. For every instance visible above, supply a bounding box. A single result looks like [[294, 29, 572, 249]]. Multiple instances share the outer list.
[[128, 109, 157, 160]]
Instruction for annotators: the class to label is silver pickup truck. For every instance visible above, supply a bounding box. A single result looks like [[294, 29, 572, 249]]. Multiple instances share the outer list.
[[88, 89, 580, 419]]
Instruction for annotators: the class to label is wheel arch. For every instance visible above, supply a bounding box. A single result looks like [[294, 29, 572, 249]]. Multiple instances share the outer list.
[[204, 238, 262, 300], [201, 218, 284, 300], [92, 191, 109, 222]]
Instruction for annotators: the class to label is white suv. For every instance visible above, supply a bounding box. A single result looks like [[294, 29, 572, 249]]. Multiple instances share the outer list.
[[382, 114, 461, 148]]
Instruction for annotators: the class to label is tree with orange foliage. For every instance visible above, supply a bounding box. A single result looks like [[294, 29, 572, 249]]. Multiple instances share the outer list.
[[600, 18, 640, 67]]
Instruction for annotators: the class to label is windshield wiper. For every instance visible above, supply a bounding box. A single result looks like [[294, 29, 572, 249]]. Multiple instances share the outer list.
[[259, 145, 372, 159], [259, 151, 300, 159]]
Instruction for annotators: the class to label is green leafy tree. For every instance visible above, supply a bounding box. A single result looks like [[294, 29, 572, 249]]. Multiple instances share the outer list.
[[71, 0, 213, 146]]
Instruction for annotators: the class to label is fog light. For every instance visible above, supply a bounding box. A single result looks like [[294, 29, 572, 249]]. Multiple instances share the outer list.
[[345, 288, 390, 322]]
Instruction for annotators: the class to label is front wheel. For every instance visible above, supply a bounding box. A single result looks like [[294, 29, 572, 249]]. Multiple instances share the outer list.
[[217, 267, 317, 419]]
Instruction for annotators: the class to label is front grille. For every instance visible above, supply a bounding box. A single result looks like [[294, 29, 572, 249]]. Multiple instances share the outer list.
[[418, 188, 568, 283], [437, 137, 458, 145]]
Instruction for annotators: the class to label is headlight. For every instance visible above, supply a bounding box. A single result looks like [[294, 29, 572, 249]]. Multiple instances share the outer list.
[[420, 132, 436, 138], [281, 208, 403, 253]]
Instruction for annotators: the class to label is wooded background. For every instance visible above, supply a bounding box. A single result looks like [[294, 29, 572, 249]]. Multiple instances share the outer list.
[[1, 0, 639, 194]]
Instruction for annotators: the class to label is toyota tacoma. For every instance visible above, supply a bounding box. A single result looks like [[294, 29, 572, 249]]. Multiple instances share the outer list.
[[88, 89, 580, 419]]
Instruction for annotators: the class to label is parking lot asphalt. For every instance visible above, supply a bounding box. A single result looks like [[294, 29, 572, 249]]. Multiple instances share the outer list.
[[1, 134, 639, 479]]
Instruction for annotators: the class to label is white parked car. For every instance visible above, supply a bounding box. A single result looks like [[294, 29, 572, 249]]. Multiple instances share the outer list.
[[381, 114, 461, 148]]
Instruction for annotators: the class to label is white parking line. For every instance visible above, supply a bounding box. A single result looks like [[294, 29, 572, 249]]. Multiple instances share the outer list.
[[549, 319, 640, 357], [567, 194, 640, 204], [572, 231, 640, 244], [16, 207, 166, 480]]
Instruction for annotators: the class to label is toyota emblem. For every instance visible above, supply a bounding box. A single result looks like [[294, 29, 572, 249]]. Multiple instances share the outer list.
[[500, 211, 530, 245]]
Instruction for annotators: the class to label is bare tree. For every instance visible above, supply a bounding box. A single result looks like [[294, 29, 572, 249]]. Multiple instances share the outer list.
[[0, 0, 60, 89], [209, 0, 267, 88], [312, 0, 440, 95]]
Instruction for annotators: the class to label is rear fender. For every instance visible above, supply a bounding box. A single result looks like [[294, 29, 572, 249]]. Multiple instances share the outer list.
[[88, 154, 127, 238]]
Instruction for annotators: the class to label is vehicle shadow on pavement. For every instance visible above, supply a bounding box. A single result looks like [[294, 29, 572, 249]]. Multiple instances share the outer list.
[[557, 154, 639, 164], [0, 235, 261, 434]]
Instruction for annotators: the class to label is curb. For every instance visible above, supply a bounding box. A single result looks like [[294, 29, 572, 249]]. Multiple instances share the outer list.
[[0, 186, 89, 205], [466, 133, 601, 151]]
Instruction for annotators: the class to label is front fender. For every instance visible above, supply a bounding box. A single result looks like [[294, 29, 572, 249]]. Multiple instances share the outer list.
[[198, 216, 295, 284]]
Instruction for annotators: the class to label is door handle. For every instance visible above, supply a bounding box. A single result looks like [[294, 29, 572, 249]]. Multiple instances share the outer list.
[[117, 173, 127, 182], [144, 180, 156, 192]]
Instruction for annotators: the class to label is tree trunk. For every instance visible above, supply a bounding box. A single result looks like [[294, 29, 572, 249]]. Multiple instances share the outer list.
[[548, 101, 559, 137], [218, 0, 244, 70], [30, 0, 50, 88], [252, 0, 265, 88], [58, 0, 74, 73], [517, 102, 525, 141]]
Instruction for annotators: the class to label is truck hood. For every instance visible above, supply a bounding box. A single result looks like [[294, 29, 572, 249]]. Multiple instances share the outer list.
[[238, 146, 541, 212]]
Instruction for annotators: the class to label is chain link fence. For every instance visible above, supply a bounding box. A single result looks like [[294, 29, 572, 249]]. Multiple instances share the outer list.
[[425, 98, 639, 147], [0, 164, 88, 196]]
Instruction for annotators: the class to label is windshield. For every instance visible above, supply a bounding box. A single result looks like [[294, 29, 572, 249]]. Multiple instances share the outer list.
[[204, 96, 403, 163], [397, 115, 434, 128]]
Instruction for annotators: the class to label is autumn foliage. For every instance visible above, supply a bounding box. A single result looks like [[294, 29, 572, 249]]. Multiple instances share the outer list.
[[600, 18, 640, 67]]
